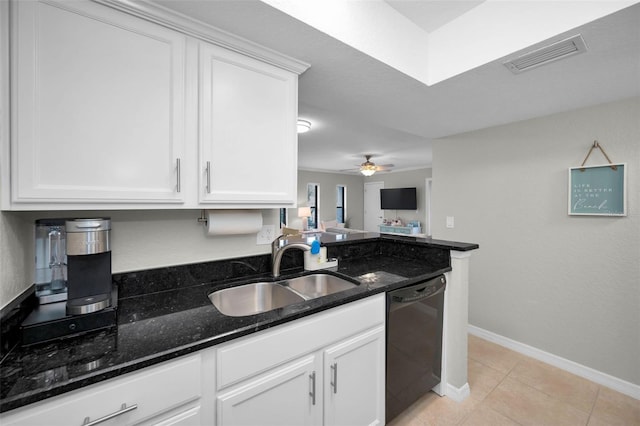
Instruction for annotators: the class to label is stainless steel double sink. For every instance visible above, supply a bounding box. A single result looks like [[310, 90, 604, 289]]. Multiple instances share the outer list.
[[208, 273, 358, 317]]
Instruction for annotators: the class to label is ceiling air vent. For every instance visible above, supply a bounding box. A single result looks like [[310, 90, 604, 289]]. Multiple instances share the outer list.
[[504, 34, 587, 74]]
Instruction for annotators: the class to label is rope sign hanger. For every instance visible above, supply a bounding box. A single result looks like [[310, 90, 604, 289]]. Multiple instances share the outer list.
[[580, 140, 617, 171]]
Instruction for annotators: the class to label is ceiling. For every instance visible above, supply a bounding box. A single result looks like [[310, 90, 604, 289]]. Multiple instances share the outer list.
[[384, 0, 485, 33], [151, 0, 640, 175]]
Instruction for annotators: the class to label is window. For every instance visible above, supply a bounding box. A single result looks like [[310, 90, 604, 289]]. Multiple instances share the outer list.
[[279, 208, 287, 227], [307, 183, 319, 229], [336, 185, 346, 224]]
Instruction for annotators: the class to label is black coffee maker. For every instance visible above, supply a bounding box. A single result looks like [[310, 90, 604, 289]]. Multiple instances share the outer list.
[[66, 218, 113, 315], [21, 218, 117, 345]]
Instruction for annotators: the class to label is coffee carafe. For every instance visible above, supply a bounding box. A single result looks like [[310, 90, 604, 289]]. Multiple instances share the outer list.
[[34, 219, 68, 304]]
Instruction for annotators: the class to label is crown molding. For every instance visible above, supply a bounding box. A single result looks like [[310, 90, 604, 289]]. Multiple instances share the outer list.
[[94, 0, 310, 75]]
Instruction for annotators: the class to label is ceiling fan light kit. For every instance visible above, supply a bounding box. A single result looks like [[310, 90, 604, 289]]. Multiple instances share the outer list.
[[360, 166, 376, 176], [360, 155, 377, 176], [340, 155, 394, 175]]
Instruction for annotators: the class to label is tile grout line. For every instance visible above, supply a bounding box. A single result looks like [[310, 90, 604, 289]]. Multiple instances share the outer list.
[[585, 385, 602, 425], [464, 354, 525, 426], [505, 360, 600, 420], [490, 358, 527, 426]]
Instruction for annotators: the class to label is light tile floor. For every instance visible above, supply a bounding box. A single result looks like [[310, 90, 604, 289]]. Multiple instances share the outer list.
[[389, 334, 640, 426]]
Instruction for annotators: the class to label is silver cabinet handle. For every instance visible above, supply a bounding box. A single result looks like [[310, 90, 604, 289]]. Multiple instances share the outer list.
[[205, 161, 211, 194], [176, 158, 181, 193], [82, 403, 137, 426], [309, 371, 316, 405], [330, 362, 338, 394]]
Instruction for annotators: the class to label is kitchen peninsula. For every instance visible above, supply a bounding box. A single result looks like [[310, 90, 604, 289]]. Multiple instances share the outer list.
[[0, 233, 477, 425]]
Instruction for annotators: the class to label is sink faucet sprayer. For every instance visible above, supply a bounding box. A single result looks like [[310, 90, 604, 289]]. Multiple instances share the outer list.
[[271, 235, 320, 278]]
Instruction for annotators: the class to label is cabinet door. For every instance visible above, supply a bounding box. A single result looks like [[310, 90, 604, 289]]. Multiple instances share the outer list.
[[199, 42, 297, 207], [217, 355, 321, 426], [144, 405, 202, 426], [0, 354, 203, 426], [12, 0, 186, 205], [323, 326, 385, 426]]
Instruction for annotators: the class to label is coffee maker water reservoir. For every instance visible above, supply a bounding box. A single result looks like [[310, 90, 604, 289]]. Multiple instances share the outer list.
[[34, 219, 68, 304]]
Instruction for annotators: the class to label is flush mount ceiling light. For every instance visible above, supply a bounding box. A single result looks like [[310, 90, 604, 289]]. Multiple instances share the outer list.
[[297, 119, 311, 134], [503, 34, 587, 74]]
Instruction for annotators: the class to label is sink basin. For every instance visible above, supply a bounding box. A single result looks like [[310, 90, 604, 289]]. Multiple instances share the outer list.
[[208, 274, 358, 317], [283, 274, 358, 299], [209, 282, 305, 317]]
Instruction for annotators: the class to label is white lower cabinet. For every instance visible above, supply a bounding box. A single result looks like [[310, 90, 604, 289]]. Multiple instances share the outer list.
[[215, 294, 386, 426], [323, 327, 385, 426], [217, 355, 321, 425], [0, 296, 385, 426], [0, 350, 216, 426]]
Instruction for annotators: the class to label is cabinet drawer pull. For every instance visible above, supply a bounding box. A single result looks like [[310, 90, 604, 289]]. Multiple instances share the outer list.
[[176, 158, 181, 193], [81, 403, 137, 426], [309, 371, 316, 405], [330, 362, 338, 394], [205, 161, 211, 194]]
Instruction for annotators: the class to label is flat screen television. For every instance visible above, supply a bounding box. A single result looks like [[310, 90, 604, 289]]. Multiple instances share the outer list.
[[380, 187, 417, 210]]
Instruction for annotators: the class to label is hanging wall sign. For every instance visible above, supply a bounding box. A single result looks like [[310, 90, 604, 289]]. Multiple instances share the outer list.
[[568, 163, 626, 216]]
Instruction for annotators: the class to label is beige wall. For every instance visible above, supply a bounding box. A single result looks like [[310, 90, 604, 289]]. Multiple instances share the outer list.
[[0, 212, 33, 309], [373, 168, 432, 227], [294, 168, 433, 231], [0, 209, 279, 309], [294, 170, 365, 229], [0, 168, 433, 309], [432, 97, 640, 385]]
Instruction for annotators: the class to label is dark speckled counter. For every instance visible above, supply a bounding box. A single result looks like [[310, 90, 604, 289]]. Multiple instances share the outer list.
[[0, 233, 477, 413]]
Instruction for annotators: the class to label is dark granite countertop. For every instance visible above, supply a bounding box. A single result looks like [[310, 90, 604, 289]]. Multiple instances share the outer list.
[[0, 234, 477, 413]]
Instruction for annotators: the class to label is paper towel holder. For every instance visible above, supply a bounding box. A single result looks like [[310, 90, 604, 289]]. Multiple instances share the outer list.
[[197, 210, 208, 226]]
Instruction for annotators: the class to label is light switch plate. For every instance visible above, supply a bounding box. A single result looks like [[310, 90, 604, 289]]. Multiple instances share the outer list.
[[257, 225, 276, 245], [446, 216, 455, 229]]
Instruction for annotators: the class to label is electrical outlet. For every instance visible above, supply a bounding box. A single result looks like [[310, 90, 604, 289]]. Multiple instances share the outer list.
[[256, 225, 276, 245], [446, 216, 455, 229]]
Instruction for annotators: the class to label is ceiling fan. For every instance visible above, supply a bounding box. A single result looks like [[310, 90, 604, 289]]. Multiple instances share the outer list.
[[340, 155, 394, 176]]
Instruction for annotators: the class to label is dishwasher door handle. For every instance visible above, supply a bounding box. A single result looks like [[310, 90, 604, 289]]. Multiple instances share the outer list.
[[391, 284, 445, 303]]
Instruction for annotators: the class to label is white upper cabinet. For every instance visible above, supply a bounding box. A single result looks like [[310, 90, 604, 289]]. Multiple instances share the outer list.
[[11, 0, 187, 206], [199, 42, 298, 207], [4, 0, 307, 210]]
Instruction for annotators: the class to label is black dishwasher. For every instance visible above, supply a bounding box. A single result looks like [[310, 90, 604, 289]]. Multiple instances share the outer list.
[[386, 275, 446, 423]]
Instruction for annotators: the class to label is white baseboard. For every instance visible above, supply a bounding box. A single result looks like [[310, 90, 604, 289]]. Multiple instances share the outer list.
[[444, 382, 470, 402], [468, 325, 640, 400]]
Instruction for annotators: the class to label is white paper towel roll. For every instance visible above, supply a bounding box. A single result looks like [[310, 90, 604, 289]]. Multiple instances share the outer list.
[[205, 210, 263, 235]]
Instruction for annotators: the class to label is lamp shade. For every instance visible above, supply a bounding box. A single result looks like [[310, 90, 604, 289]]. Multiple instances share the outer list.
[[298, 207, 312, 217]]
